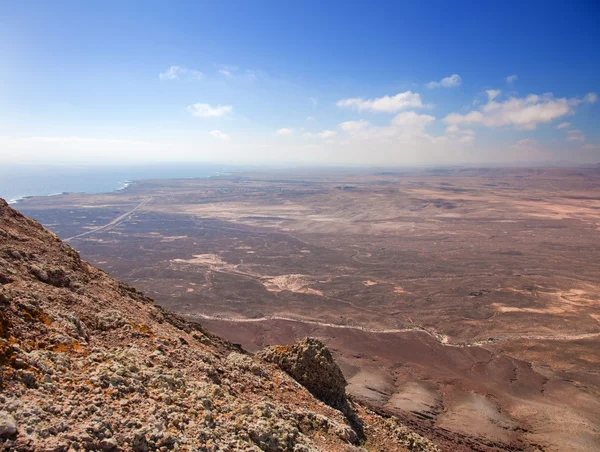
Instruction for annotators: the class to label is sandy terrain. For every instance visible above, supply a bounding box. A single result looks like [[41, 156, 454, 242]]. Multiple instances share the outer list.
[[15, 166, 600, 451]]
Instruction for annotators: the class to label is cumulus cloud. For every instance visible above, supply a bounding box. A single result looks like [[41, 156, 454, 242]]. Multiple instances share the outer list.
[[426, 74, 462, 88], [318, 130, 337, 139], [511, 139, 542, 151], [555, 122, 571, 129], [303, 130, 337, 139], [336, 91, 423, 113], [506, 74, 518, 84], [209, 130, 230, 140], [584, 92, 598, 104], [444, 125, 475, 144], [567, 129, 585, 141], [159, 66, 203, 80], [337, 112, 436, 142], [444, 92, 596, 130], [187, 103, 233, 118], [390, 111, 435, 128], [338, 120, 371, 134], [327, 111, 489, 164], [486, 90, 501, 101], [445, 125, 475, 136], [276, 128, 294, 136]]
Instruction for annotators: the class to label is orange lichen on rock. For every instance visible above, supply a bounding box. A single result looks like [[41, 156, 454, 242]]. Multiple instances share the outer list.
[[0, 197, 437, 451], [0, 341, 15, 367], [17, 305, 52, 326], [0, 311, 10, 338], [129, 321, 155, 337]]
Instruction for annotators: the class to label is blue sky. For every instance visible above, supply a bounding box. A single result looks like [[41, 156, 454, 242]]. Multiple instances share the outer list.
[[1, 0, 599, 165]]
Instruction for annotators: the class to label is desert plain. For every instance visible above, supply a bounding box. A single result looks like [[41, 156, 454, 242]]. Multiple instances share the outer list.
[[16, 167, 600, 451]]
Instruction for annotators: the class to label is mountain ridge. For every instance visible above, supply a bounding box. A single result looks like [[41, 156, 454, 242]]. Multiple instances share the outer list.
[[0, 198, 437, 451]]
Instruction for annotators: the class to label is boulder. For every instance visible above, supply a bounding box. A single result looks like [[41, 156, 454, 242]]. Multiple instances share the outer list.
[[0, 411, 17, 438], [257, 338, 347, 411]]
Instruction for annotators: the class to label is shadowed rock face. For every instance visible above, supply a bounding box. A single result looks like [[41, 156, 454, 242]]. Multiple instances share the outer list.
[[0, 197, 439, 452], [258, 338, 348, 412]]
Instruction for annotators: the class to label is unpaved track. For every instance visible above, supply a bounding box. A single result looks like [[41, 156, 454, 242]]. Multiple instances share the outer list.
[[65, 199, 149, 242], [186, 312, 600, 347]]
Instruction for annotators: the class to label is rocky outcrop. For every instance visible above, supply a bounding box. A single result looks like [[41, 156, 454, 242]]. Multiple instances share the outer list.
[[257, 338, 348, 412], [0, 197, 437, 451]]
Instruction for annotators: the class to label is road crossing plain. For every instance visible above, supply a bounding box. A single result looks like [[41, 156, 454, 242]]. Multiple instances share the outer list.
[[18, 166, 600, 451]]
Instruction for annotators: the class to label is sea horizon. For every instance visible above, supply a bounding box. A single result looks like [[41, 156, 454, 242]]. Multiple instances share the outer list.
[[0, 163, 228, 204]]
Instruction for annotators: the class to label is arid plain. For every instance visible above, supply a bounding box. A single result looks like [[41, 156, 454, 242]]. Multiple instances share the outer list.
[[17, 167, 600, 451]]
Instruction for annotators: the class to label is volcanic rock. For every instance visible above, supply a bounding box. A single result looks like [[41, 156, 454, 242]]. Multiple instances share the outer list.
[[257, 338, 348, 411], [0, 196, 438, 451]]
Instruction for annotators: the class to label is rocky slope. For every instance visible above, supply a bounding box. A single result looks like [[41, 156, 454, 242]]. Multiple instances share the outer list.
[[0, 198, 438, 452]]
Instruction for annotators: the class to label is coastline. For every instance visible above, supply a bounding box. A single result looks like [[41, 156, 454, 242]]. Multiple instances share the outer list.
[[7, 180, 133, 205], [5, 167, 229, 205]]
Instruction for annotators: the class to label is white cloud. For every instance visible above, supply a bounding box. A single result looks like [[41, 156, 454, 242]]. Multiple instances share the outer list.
[[568, 92, 598, 107], [276, 128, 294, 136], [584, 92, 598, 104], [313, 111, 493, 165], [426, 74, 462, 88], [303, 129, 338, 139], [445, 126, 475, 136], [391, 111, 435, 128], [218, 64, 240, 78], [159, 66, 203, 80], [309, 97, 318, 108], [444, 92, 595, 130], [511, 139, 541, 151], [217, 66, 263, 84], [339, 120, 370, 134], [506, 74, 518, 84], [306, 116, 316, 121], [582, 144, 600, 150], [486, 89, 501, 101], [567, 129, 585, 141], [318, 130, 337, 139], [209, 130, 230, 140], [187, 103, 233, 118], [555, 122, 571, 129], [218, 65, 239, 78], [336, 91, 423, 113], [445, 125, 475, 143], [159, 66, 182, 80], [337, 111, 436, 143]]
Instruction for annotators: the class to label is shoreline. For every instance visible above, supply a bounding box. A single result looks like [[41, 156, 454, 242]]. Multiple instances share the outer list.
[[5, 169, 229, 205], [7, 180, 133, 205]]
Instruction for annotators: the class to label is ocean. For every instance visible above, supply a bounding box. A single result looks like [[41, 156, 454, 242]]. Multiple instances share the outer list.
[[0, 163, 227, 204]]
